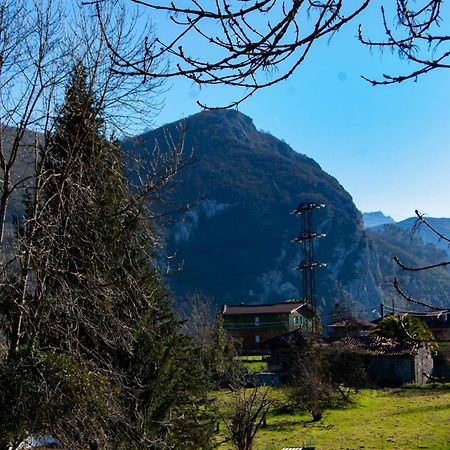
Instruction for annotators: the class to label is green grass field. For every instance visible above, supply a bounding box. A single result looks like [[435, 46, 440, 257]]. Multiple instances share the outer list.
[[236, 355, 268, 373], [215, 386, 450, 449]]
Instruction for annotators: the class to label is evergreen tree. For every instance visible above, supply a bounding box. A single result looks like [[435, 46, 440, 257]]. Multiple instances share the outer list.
[[0, 64, 213, 449]]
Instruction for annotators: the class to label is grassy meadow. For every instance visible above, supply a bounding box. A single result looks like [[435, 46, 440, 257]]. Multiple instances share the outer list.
[[215, 386, 450, 449], [237, 355, 269, 373]]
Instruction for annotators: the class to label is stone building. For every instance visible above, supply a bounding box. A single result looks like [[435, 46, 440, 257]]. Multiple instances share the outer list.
[[333, 335, 433, 385], [264, 329, 433, 385]]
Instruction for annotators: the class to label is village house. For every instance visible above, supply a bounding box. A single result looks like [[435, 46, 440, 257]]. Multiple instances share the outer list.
[[336, 335, 433, 385], [372, 309, 450, 342], [221, 300, 315, 351], [409, 311, 450, 342], [327, 316, 376, 338], [264, 328, 433, 385]]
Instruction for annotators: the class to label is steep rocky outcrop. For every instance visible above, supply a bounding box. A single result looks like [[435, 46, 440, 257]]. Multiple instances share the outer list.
[[124, 110, 450, 316], [5, 112, 449, 317]]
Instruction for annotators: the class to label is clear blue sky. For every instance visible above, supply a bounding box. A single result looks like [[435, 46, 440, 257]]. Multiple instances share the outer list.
[[148, 2, 450, 222]]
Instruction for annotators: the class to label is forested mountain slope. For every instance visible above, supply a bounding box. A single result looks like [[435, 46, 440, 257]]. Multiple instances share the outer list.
[[123, 110, 450, 316], [5, 112, 450, 316]]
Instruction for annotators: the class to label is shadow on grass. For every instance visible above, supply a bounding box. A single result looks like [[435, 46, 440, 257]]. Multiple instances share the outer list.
[[264, 418, 299, 432], [389, 384, 450, 397], [388, 402, 450, 416]]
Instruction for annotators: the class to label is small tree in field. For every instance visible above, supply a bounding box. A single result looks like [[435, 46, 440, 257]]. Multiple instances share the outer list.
[[288, 343, 367, 421], [226, 387, 271, 450], [289, 349, 333, 422]]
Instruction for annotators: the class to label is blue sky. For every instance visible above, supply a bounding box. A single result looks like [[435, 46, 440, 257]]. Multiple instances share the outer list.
[[149, 2, 450, 221]]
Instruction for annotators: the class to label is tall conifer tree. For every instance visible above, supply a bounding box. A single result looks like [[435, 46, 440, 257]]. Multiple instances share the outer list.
[[0, 64, 213, 449]]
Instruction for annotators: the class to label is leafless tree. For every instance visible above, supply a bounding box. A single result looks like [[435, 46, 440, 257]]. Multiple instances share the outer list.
[[88, 0, 450, 101], [89, 0, 371, 107], [0, 0, 164, 253], [288, 347, 333, 421], [0, 0, 65, 249], [225, 387, 271, 450], [359, 1, 449, 85]]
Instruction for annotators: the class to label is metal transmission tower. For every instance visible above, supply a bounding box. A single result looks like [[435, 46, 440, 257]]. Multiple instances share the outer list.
[[291, 203, 326, 329]]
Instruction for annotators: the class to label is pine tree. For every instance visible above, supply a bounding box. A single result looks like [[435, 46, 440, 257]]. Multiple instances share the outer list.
[[0, 64, 213, 449]]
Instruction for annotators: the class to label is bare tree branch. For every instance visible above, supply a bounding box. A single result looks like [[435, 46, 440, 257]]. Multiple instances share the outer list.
[[393, 277, 449, 311], [87, 0, 371, 108], [359, 1, 450, 85]]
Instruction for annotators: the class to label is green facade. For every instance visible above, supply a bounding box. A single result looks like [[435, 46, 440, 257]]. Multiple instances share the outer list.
[[222, 308, 315, 349]]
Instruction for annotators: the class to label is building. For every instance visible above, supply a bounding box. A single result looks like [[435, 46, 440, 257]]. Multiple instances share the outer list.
[[410, 311, 450, 342], [374, 310, 450, 342], [221, 301, 315, 351], [327, 317, 376, 338], [264, 329, 433, 385], [335, 335, 433, 385]]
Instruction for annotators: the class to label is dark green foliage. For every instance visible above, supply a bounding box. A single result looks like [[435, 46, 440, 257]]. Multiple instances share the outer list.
[[0, 346, 114, 450], [210, 315, 246, 387], [0, 64, 214, 449], [372, 314, 437, 351], [131, 311, 215, 449], [181, 295, 245, 389], [324, 345, 368, 397]]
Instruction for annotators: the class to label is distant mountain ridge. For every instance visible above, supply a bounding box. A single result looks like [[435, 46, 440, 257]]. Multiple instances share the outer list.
[[365, 210, 450, 258], [363, 211, 395, 228], [395, 217, 450, 258], [124, 110, 450, 316]]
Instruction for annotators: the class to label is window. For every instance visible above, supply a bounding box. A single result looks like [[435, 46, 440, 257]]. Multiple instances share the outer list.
[[255, 316, 260, 326], [255, 335, 260, 344], [293, 316, 299, 325]]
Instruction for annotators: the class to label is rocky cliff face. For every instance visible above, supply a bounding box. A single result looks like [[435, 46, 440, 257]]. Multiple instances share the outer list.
[[124, 110, 450, 317], [5, 112, 449, 318]]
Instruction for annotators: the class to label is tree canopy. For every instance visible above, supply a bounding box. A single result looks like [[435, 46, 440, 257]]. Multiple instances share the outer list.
[[372, 314, 437, 351], [0, 62, 214, 450]]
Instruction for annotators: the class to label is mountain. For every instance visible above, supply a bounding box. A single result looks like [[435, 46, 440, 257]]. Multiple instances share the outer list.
[[368, 214, 450, 257], [0, 126, 37, 258], [394, 217, 450, 258], [363, 211, 395, 228], [367, 224, 450, 310], [4, 113, 450, 317], [123, 110, 450, 316]]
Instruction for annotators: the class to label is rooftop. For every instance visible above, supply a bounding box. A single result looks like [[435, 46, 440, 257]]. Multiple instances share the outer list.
[[263, 328, 330, 347], [328, 317, 376, 329], [264, 329, 423, 356], [221, 301, 313, 315], [333, 335, 422, 356]]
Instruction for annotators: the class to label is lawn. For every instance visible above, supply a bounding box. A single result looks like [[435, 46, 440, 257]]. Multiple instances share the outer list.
[[215, 386, 450, 449], [236, 355, 268, 373]]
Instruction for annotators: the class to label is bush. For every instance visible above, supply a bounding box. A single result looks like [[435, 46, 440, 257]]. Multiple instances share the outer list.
[[288, 344, 368, 420]]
